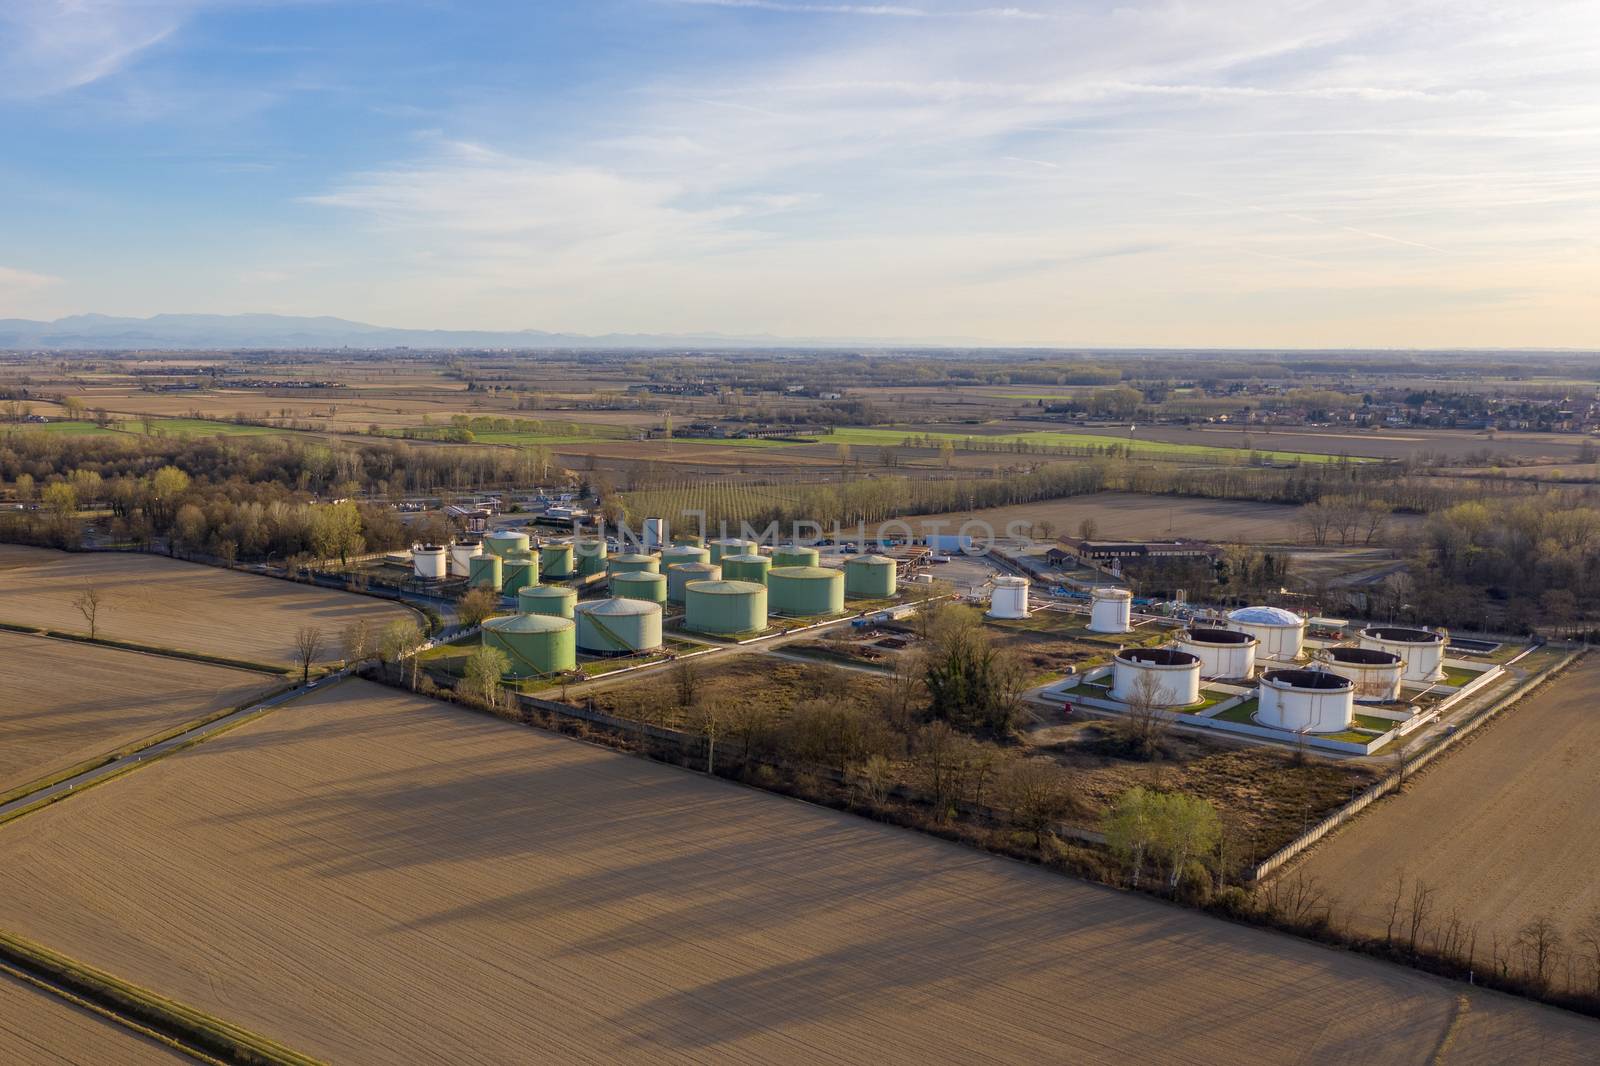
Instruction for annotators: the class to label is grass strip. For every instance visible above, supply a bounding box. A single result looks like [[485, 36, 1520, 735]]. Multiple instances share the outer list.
[[0, 932, 325, 1065]]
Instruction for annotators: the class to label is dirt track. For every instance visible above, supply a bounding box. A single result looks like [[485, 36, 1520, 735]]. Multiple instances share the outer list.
[[1298, 656, 1600, 947], [0, 679, 1594, 1064], [0, 630, 273, 796], [0, 546, 414, 665], [0, 971, 191, 1064]]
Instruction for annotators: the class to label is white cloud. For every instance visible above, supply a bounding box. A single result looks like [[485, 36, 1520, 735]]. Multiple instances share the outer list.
[[0, 0, 203, 96], [0, 266, 63, 290]]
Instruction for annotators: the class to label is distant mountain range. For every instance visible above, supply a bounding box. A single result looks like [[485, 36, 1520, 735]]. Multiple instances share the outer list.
[[0, 313, 945, 351]]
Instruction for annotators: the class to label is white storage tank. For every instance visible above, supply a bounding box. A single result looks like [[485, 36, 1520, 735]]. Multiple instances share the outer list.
[[1255, 668, 1355, 733], [1110, 648, 1202, 707], [1316, 646, 1405, 703], [1227, 606, 1305, 662], [449, 540, 482, 578], [988, 576, 1030, 619], [1358, 626, 1447, 683], [1088, 587, 1133, 634], [412, 544, 447, 580], [1179, 627, 1257, 679], [643, 517, 667, 552]]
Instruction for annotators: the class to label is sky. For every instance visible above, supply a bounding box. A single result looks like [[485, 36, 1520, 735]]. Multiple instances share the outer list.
[[1, 0, 1598, 347]]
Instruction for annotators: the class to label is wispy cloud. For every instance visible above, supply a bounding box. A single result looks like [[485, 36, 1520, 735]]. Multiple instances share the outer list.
[[0, 266, 63, 292], [0, 0, 202, 96], [663, 0, 1054, 19]]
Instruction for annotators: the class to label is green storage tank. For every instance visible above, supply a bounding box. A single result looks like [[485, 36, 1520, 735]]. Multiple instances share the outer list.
[[768, 566, 845, 616], [483, 529, 530, 557], [719, 553, 771, 585], [708, 538, 756, 564], [772, 545, 820, 568], [670, 532, 704, 547], [517, 584, 577, 619], [468, 553, 503, 591], [500, 550, 539, 596], [666, 561, 720, 603], [575, 598, 664, 654], [540, 541, 575, 579], [684, 579, 768, 636], [610, 570, 667, 606], [607, 553, 660, 577], [659, 544, 710, 569], [574, 538, 609, 577], [481, 613, 576, 678], [845, 554, 898, 598]]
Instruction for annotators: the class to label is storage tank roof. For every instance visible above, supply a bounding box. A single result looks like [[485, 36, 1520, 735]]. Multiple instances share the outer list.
[[609, 553, 658, 564], [686, 580, 765, 595], [768, 566, 842, 580], [721, 553, 767, 564], [577, 597, 661, 616], [1229, 606, 1302, 626], [482, 613, 573, 634], [521, 584, 575, 597], [668, 561, 719, 573], [847, 554, 896, 566]]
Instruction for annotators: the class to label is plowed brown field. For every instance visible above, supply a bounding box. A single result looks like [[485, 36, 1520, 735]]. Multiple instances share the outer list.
[[1298, 656, 1600, 947], [0, 547, 415, 665], [0, 629, 274, 796], [0, 679, 1593, 1064], [0, 972, 192, 1064]]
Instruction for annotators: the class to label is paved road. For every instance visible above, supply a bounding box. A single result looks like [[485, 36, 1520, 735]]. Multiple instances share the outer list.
[[0, 678, 327, 823]]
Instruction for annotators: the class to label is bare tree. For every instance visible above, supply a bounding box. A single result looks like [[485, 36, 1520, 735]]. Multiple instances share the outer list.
[[342, 618, 373, 665], [855, 753, 895, 807], [1117, 670, 1171, 760], [1516, 916, 1564, 989], [689, 700, 729, 776], [997, 757, 1077, 852], [293, 625, 324, 684], [72, 587, 103, 640], [1405, 879, 1436, 954], [672, 658, 702, 710], [1576, 909, 1600, 996]]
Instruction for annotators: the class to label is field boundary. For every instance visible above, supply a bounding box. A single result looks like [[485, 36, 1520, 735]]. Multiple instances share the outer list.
[[0, 620, 292, 675], [0, 680, 293, 810], [0, 932, 323, 1066], [1248, 645, 1584, 882]]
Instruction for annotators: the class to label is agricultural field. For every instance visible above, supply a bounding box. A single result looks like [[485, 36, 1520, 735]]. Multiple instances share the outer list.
[[810, 426, 1366, 465], [1297, 656, 1600, 947], [0, 971, 192, 1065], [0, 629, 274, 797], [0, 546, 415, 667], [588, 655, 879, 728], [0, 679, 1595, 1063]]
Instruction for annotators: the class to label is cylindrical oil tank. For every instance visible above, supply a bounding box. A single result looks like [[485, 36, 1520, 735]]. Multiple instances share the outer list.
[[772, 545, 820, 568], [449, 540, 482, 578], [483, 529, 530, 558], [1316, 646, 1404, 703], [767, 565, 845, 616], [671, 532, 704, 547], [1110, 648, 1202, 707], [1358, 626, 1447, 683], [573, 538, 609, 577], [610, 570, 667, 606], [684, 579, 768, 636], [575, 597, 663, 654], [1227, 606, 1305, 661], [607, 553, 660, 578], [412, 544, 447, 580], [481, 613, 576, 678], [1179, 627, 1257, 679], [1088, 587, 1133, 634], [643, 517, 667, 551], [517, 584, 576, 619], [500, 550, 538, 596], [844, 554, 897, 598], [708, 538, 756, 564], [719, 553, 772, 585], [468, 553, 502, 591], [659, 544, 710, 570], [988, 576, 1030, 619], [667, 561, 721, 604], [1256, 669, 1355, 733], [539, 541, 575, 579]]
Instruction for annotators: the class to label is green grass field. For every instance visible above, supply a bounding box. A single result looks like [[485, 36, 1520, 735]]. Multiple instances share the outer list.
[[133, 418, 283, 438], [805, 427, 1365, 464], [4, 420, 124, 437]]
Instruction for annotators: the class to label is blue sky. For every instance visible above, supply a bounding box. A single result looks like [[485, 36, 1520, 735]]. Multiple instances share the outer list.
[[2, 0, 1598, 346]]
